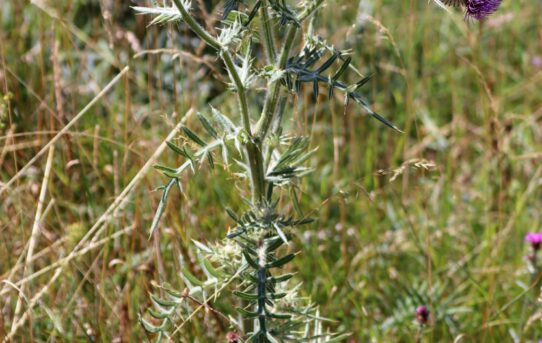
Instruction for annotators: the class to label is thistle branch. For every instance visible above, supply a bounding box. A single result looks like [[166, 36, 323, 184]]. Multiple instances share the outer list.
[[255, 25, 298, 142]]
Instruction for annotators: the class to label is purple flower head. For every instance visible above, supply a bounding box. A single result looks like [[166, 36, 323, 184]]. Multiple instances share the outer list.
[[443, 0, 503, 21], [465, 0, 503, 20], [416, 305, 430, 325], [226, 331, 239, 343], [525, 232, 542, 251]]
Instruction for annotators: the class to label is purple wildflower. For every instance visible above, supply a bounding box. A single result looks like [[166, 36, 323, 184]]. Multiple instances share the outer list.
[[416, 305, 430, 325], [465, 0, 503, 20], [525, 233, 542, 251], [532, 56, 542, 69], [226, 331, 240, 343], [443, 0, 503, 21]]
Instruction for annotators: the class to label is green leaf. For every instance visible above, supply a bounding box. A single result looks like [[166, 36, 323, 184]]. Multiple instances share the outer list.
[[153, 164, 180, 178], [206, 152, 215, 169], [273, 223, 289, 245], [151, 294, 180, 307], [266, 312, 292, 319], [332, 56, 351, 81], [243, 250, 260, 269], [181, 267, 204, 287], [201, 255, 227, 280], [162, 283, 183, 298], [266, 236, 285, 252], [139, 315, 168, 334], [192, 240, 213, 253], [226, 208, 240, 222], [197, 112, 218, 139], [266, 253, 296, 269], [236, 307, 259, 318], [233, 291, 259, 301], [211, 107, 236, 134], [166, 140, 185, 156], [269, 292, 287, 300], [353, 74, 373, 91], [149, 178, 176, 238], [133, 5, 183, 26], [148, 307, 174, 319], [182, 126, 206, 146], [270, 273, 294, 283], [291, 187, 303, 217]]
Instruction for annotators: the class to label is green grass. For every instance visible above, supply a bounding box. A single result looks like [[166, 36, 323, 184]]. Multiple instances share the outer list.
[[1, 0, 542, 341]]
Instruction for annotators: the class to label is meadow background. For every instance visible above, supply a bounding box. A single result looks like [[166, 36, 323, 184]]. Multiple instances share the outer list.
[[1, 0, 542, 341]]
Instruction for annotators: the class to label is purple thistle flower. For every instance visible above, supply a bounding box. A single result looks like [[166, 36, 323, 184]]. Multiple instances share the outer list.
[[226, 331, 240, 343], [416, 305, 430, 325], [465, 0, 503, 20], [525, 232, 542, 251], [443, 0, 503, 21]]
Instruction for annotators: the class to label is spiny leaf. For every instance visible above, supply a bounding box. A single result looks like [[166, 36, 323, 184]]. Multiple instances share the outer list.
[[266, 312, 292, 319], [151, 294, 180, 307], [233, 291, 259, 301], [332, 56, 351, 81], [197, 112, 218, 139], [183, 126, 206, 146], [226, 207, 240, 222], [201, 255, 228, 279], [148, 308, 172, 319], [223, 0, 241, 19], [181, 267, 204, 287], [139, 315, 168, 334], [273, 223, 289, 245], [206, 152, 215, 169], [211, 107, 236, 134], [269, 292, 287, 300], [266, 253, 296, 268], [149, 178, 176, 238], [266, 236, 285, 252], [236, 307, 259, 318], [192, 239, 213, 253], [243, 250, 260, 269], [166, 141, 195, 165], [153, 164, 180, 178], [354, 74, 373, 91], [133, 5, 184, 26], [270, 273, 294, 283]]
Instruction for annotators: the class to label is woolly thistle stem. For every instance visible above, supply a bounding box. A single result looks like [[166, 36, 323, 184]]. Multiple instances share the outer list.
[[172, 0, 266, 204], [255, 25, 298, 142]]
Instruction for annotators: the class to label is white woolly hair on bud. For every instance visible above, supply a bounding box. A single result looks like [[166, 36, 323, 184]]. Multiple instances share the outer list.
[[257, 241, 267, 268]]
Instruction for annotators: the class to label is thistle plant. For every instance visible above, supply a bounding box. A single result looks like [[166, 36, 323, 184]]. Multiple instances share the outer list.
[[134, 0, 398, 341]]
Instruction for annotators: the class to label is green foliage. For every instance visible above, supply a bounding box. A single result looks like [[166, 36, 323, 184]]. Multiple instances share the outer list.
[[4, 0, 542, 341], [135, 0, 391, 340]]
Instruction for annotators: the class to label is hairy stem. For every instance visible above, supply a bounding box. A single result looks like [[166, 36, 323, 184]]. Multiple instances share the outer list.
[[259, 0, 277, 63], [172, 0, 266, 203], [221, 51, 251, 135], [255, 25, 298, 142], [172, 0, 220, 50]]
